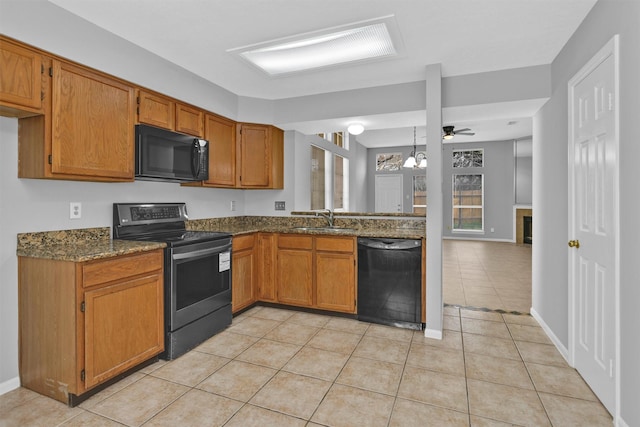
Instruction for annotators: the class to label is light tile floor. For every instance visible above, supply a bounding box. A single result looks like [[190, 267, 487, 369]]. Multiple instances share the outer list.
[[444, 240, 533, 313], [1, 306, 612, 426]]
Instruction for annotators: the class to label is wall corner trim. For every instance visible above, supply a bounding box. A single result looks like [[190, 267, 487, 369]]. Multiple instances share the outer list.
[[0, 377, 20, 396], [423, 328, 443, 340]]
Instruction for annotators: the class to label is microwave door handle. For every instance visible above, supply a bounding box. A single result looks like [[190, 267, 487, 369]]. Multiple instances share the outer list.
[[191, 140, 201, 178]]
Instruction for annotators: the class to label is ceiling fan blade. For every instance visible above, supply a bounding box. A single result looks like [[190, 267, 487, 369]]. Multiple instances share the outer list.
[[456, 132, 475, 136], [453, 128, 471, 133]]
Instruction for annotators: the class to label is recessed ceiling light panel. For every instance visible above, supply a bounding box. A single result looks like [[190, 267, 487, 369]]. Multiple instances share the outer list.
[[229, 16, 401, 76]]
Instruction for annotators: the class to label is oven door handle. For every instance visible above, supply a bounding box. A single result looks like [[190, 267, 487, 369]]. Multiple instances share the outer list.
[[173, 246, 228, 260]]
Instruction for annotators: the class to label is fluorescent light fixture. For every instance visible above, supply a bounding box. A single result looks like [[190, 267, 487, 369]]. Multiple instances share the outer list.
[[229, 16, 400, 76], [347, 123, 364, 135]]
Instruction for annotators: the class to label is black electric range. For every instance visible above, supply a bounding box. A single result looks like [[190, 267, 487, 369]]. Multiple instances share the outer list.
[[113, 203, 232, 360]]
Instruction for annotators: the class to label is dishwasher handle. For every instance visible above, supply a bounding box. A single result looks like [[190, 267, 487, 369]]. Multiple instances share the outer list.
[[357, 238, 421, 250]]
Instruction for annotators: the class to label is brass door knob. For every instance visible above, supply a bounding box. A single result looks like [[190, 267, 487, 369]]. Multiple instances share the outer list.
[[568, 240, 580, 249]]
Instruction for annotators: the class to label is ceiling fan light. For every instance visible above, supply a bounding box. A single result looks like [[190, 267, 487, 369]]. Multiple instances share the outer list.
[[443, 133, 454, 140], [347, 123, 364, 135]]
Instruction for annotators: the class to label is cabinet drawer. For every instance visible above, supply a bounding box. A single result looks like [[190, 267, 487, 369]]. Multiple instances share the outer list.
[[82, 250, 163, 288], [316, 236, 354, 253], [233, 234, 255, 252], [278, 234, 313, 250]]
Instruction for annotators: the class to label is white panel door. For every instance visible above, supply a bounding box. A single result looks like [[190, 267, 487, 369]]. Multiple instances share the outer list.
[[375, 175, 403, 213], [568, 38, 618, 414]]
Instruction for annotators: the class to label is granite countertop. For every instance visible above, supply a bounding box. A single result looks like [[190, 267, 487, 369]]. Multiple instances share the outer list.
[[231, 226, 425, 239], [17, 216, 425, 262], [188, 216, 426, 240], [17, 227, 166, 262]]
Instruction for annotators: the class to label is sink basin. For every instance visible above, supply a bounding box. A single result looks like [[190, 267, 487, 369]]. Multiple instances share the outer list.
[[290, 226, 356, 233]]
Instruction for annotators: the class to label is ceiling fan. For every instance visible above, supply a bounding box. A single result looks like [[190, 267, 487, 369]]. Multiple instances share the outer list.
[[442, 125, 475, 140]]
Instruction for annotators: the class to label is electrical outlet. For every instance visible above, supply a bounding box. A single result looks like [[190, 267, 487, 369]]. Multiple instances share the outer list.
[[70, 202, 82, 219], [275, 201, 286, 211], [230, 200, 236, 211]]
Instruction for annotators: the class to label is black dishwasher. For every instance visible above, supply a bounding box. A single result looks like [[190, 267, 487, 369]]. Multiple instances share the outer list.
[[357, 238, 422, 330]]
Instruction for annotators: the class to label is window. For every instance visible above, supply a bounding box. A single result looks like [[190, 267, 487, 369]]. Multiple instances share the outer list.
[[332, 132, 344, 148], [316, 132, 345, 148], [310, 146, 349, 210], [452, 174, 483, 231], [412, 175, 426, 214], [453, 149, 483, 168], [310, 146, 325, 210], [333, 154, 345, 209]]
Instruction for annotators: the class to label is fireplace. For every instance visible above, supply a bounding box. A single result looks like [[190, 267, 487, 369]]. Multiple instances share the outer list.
[[523, 215, 532, 244], [514, 207, 532, 244]]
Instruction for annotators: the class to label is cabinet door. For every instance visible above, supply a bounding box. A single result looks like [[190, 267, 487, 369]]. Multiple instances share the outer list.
[[232, 235, 256, 313], [0, 38, 43, 112], [83, 273, 163, 389], [237, 124, 270, 187], [204, 114, 236, 187], [137, 90, 175, 130], [277, 249, 313, 307], [176, 103, 203, 137], [257, 233, 277, 302], [51, 60, 135, 180], [316, 251, 356, 313]]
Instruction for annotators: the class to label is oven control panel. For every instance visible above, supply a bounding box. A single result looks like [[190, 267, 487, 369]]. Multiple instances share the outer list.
[[114, 203, 188, 226]]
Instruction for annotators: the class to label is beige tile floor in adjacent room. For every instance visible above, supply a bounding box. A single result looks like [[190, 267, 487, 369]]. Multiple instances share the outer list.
[[443, 240, 533, 313], [1, 303, 612, 426]]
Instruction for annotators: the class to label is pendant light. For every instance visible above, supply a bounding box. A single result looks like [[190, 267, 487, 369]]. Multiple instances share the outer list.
[[403, 126, 426, 168]]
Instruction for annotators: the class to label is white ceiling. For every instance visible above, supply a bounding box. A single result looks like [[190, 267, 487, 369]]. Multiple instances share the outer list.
[[47, 0, 597, 147]]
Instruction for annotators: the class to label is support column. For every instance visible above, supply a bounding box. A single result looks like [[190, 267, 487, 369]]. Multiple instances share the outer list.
[[425, 64, 443, 338]]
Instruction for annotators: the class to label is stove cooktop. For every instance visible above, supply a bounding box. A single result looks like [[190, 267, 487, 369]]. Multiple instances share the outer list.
[[112, 203, 230, 247], [128, 230, 231, 246]]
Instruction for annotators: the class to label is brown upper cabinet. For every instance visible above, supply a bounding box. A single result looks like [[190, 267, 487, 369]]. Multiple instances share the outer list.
[[19, 59, 136, 182], [137, 89, 204, 138], [137, 90, 175, 130], [237, 123, 284, 189], [0, 37, 45, 116], [185, 120, 284, 189], [204, 113, 237, 187]]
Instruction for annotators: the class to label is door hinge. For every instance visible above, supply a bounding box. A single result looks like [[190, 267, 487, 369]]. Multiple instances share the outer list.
[[136, 96, 140, 105], [80, 301, 85, 312], [48, 155, 52, 165], [41, 64, 44, 74], [49, 67, 53, 77], [608, 93, 614, 111], [610, 359, 614, 378], [80, 369, 85, 382], [136, 106, 140, 115]]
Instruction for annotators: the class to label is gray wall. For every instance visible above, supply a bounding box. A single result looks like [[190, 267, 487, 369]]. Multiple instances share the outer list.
[[533, 0, 640, 425], [515, 156, 533, 205], [442, 141, 515, 240], [366, 145, 426, 213]]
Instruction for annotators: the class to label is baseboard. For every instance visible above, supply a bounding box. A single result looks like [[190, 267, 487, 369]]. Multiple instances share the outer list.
[[443, 236, 516, 243], [0, 377, 20, 396], [423, 328, 442, 340], [616, 416, 629, 427], [530, 307, 570, 364]]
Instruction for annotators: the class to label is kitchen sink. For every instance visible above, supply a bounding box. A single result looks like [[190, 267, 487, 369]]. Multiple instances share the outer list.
[[290, 226, 356, 233]]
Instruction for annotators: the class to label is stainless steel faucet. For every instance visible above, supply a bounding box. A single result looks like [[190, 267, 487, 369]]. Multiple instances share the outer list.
[[316, 209, 334, 227]]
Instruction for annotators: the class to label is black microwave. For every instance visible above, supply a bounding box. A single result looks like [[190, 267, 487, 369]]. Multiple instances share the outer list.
[[135, 124, 209, 182]]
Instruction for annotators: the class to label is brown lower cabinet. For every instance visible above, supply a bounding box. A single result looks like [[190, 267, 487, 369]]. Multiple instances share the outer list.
[[275, 234, 356, 314], [231, 234, 257, 313], [18, 249, 164, 405]]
